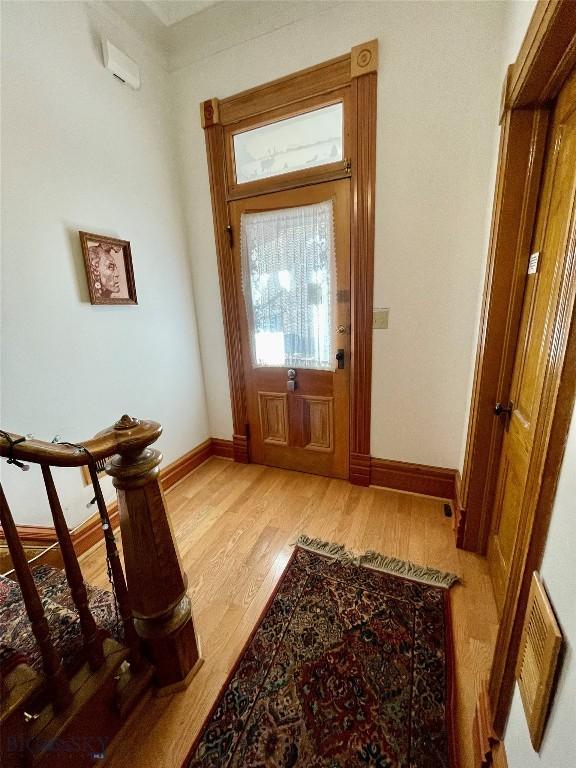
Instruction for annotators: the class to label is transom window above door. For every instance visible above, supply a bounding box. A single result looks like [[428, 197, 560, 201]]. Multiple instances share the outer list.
[[240, 199, 336, 370], [233, 103, 344, 185]]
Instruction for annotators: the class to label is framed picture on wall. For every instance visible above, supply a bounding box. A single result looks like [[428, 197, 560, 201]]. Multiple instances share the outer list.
[[79, 231, 137, 305]]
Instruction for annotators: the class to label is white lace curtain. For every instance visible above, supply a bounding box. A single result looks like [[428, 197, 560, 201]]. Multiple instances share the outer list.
[[241, 199, 336, 370]]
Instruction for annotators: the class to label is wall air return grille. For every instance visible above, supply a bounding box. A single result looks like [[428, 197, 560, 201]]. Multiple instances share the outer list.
[[515, 572, 562, 750]]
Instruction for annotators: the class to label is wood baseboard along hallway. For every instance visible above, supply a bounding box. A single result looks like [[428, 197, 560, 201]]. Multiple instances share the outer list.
[[79, 458, 498, 768]]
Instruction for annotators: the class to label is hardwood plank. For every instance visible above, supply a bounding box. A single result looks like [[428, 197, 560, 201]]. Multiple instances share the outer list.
[[4, 440, 221, 569], [81, 458, 498, 768]]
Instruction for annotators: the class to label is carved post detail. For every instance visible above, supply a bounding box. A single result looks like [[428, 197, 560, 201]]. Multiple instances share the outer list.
[[105, 416, 201, 693]]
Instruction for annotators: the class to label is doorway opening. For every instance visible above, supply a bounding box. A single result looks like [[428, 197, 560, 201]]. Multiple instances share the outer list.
[[231, 180, 350, 478], [201, 41, 378, 484]]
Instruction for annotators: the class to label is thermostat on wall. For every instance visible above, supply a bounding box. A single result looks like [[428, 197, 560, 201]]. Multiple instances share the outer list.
[[102, 40, 141, 90]]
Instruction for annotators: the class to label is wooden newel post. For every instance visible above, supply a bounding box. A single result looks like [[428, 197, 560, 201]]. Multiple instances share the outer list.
[[105, 415, 201, 694]]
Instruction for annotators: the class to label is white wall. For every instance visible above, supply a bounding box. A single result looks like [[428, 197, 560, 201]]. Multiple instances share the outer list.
[[0, 1, 209, 526], [0, 0, 537, 524], [173, 0, 508, 468], [504, 410, 576, 766], [457, 0, 539, 470], [502, 0, 538, 67]]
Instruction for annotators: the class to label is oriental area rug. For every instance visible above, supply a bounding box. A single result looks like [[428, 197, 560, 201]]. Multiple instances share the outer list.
[[185, 536, 459, 768]]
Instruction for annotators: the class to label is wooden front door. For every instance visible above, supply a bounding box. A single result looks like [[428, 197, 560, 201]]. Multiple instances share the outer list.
[[230, 179, 350, 478], [487, 70, 576, 614]]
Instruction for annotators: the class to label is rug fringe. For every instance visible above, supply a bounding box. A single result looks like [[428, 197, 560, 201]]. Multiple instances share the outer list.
[[293, 535, 357, 565], [294, 534, 459, 589], [359, 551, 459, 589]]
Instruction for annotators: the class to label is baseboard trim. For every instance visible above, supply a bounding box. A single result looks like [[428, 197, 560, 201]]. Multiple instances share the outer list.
[[350, 452, 371, 486], [0, 524, 58, 544], [453, 472, 466, 548], [210, 437, 234, 459], [3, 442, 461, 559], [232, 433, 249, 463], [1, 436, 233, 561], [370, 457, 460, 507], [160, 439, 213, 489]]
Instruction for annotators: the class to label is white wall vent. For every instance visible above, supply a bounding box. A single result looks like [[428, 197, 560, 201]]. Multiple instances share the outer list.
[[102, 40, 141, 90]]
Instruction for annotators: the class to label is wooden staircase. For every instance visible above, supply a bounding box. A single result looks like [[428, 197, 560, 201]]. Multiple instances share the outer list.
[[0, 416, 201, 766]]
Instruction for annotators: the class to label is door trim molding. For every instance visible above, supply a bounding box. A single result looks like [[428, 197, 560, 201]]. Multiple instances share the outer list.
[[460, 0, 576, 736], [202, 118, 250, 462], [201, 42, 378, 480], [460, 107, 550, 553], [349, 49, 377, 485], [505, 0, 576, 109]]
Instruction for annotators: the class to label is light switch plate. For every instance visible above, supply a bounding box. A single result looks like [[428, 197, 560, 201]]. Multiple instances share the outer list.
[[373, 307, 389, 330]]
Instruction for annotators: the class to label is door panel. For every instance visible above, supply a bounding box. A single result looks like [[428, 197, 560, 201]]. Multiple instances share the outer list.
[[302, 396, 334, 452], [231, 179, 350, 478], [258, 393, 289, 445], [488, 70, 576, 614]]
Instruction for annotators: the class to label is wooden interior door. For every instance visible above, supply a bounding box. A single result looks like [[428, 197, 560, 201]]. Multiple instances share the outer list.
[[487, 70, 576, 614], [230, 179, 350, 478]]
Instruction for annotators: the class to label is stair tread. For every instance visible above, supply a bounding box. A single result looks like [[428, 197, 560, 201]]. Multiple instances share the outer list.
[[0, 566, 122, 679]]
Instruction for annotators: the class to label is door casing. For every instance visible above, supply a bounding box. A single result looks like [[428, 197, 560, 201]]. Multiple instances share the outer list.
[[487, 73, 576, 618], [201, 41, 378, 486]]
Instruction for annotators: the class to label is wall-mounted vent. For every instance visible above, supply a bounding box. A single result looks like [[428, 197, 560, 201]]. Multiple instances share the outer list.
[[102, 40, 141, 90], [515, 572, 562, 750]]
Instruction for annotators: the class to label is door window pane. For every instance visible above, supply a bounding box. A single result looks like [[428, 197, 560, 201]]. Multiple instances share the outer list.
[[233, 103, 343, 184], [241, 200, 335, 370]]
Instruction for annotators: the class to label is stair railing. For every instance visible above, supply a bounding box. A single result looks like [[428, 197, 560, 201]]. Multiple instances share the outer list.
[[86, 461, 143, 671], [41, 465, 105, 671], [0, 415, 200, 705], [0, 483, 73, 713]]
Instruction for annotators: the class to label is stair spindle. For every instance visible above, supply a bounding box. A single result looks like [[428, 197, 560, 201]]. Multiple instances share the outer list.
[[0, 483, 72, 712], [88, 463, 143, 671], [41, 465, 105, 671]]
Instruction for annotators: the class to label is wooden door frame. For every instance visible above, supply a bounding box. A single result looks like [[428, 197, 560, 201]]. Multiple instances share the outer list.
[[200, 41, 378, 484], [461, 0, 576, 742]]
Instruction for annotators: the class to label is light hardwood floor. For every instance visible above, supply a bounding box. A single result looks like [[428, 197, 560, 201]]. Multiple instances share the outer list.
[[80, 457, 498, 768]]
